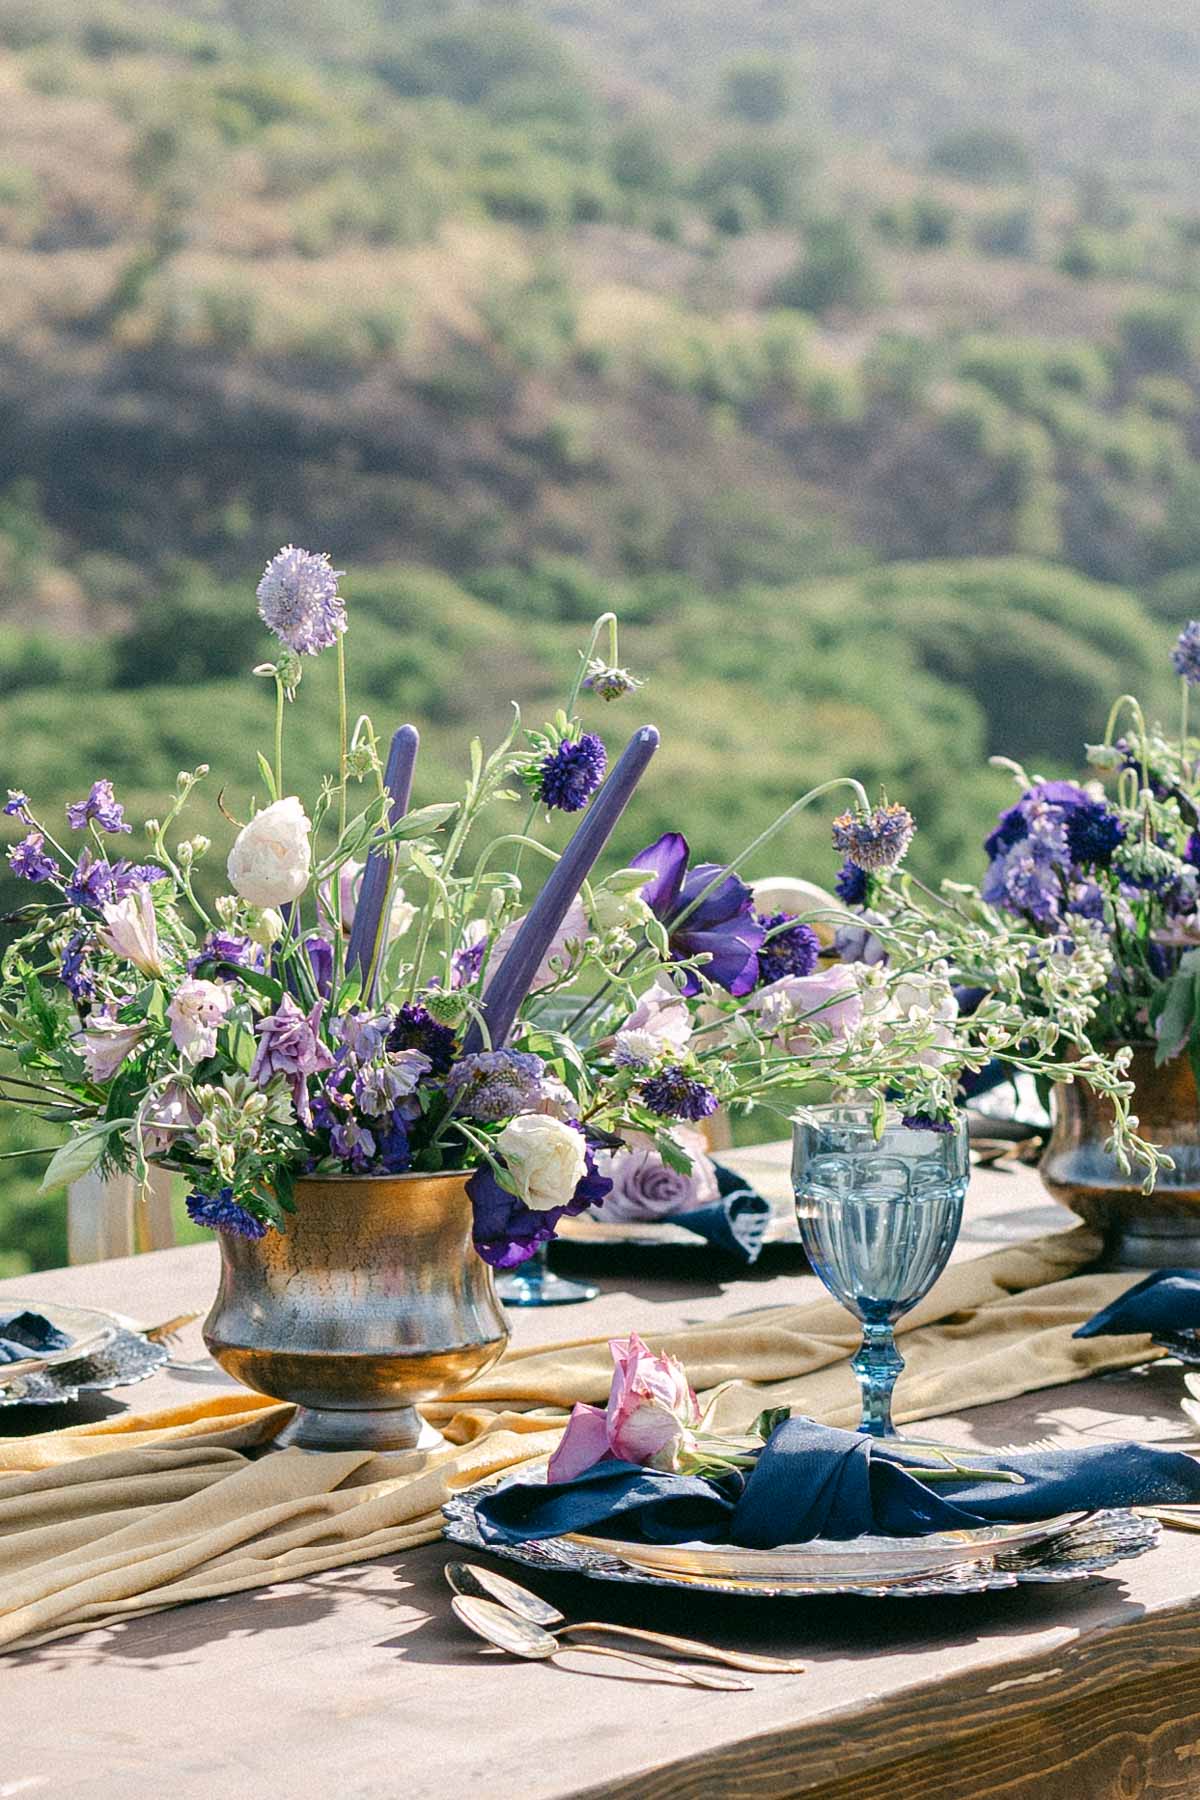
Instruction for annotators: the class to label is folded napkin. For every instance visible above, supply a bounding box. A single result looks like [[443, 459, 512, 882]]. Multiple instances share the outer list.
[[1075, 1269, 1200, 1339], [476, 1414, 1200, 1548], [0, 1310, 71, 1365], [666, 1162, 771, 1263]]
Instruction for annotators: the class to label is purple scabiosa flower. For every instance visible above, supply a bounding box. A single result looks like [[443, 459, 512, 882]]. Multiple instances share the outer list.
[[387, 1001, 457, 1075], [1173, 621, 1200, 685], [531, 734, 607, 813], [188, 930, 262, 975], [447, 1049, 546, 1123], [59, 930, 94, 1002], [630, 831, 764, 997], [9, 833, 59, 883], [467, 1135, 612, 1269], [832, 802, 916, 873], [755, 912, 820, 986], [1064, 801, 1124, 868], [66, 780, 130, 834], [256, 545, 346, 657], [250, 994, 335, 1128], [4, 791, 29, 818], [330, 1116, 377, 1171], [834, 860, 869, 906], [583, 661, 642, 702], [353, 1050, 432, 1116], [638, 1064, 719, 1122], [185, 1189, 267, 1239]]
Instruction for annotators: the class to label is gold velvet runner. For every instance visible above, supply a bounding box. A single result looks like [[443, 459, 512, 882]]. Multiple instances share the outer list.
[[0, 1225, 1162, 1654]]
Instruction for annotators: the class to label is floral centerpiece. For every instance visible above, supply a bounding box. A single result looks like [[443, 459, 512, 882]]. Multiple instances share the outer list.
[[0, 550, 1154, 1440]]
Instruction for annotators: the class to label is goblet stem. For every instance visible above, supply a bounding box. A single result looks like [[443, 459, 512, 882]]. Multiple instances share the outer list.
[[852, 1318, 904, 1437], [495, 1243, 599, 1307]]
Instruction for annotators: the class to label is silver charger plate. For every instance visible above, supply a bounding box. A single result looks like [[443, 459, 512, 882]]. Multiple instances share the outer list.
[[443, 1474, 1160, 1600], [0, 1329, 168, 1407]]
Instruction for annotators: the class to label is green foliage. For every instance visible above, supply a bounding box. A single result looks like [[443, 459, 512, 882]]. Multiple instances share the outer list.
[[720, 56, 792, 126], [928, 128, 1031, 185], [692, 137, 808, 226], [774, 218, 881, 316], [1119, 301, 1199, 373]]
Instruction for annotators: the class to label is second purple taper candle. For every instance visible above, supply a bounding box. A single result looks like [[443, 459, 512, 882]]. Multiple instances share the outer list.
[[346, 724, 419, 999]]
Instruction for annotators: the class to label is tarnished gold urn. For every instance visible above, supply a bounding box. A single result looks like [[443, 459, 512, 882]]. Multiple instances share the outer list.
[[203, 1170, 509, 1452], [1040, 1043, 1200, 1268]]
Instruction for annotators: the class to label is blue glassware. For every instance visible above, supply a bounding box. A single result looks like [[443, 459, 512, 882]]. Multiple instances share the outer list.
[[792, 1106, 970, 1436], [496, 1244, 598, 1307]]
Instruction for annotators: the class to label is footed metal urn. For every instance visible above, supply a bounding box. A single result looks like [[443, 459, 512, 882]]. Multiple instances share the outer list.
[[1040, 1044, 1200, 1268], [203, 1169, 509, 1451]]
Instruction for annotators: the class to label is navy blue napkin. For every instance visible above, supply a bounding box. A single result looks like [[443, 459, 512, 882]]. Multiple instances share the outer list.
[[0, 1309, 72, 1365], [669, 1162, 772, 1264], [474, 1416, 1200, 1548], [1074, 1270, 1200, 1339]]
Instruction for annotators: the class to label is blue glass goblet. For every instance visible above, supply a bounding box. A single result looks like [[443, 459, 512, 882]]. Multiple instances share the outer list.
[[792, 1106, 970, 1436]]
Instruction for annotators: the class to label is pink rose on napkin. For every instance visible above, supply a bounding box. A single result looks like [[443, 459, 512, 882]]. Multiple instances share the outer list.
[[592, 1127, 717, 1222], [548, 1331, 702, 1482]]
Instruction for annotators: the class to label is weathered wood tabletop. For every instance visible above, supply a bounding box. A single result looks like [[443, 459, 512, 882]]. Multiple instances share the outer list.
[[4, 1149, 1200, 1800]]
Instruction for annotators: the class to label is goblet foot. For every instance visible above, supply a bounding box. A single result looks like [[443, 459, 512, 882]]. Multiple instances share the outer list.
[[497, 1267, 599, 1307], [271, 1403, 446, 1454]]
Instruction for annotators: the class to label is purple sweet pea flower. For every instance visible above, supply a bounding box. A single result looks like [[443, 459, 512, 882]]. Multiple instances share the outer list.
[[630, 831, 764, 997], [467, 1137, 612, 1268], [4, 791, 29, 819], [9, 833, 59, 883], [353, 1050, 432, 1115], [250, 994, 335, 1128], [66, 780, 130, 834]]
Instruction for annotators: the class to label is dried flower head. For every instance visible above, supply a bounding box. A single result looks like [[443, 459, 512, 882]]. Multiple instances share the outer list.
[[832, 802, 916, 873], [583, 660, 643, 702]]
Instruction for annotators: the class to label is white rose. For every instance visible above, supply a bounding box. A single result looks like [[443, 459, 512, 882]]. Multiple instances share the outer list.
[[496, 1113, 587, 1213], [227, 797, 312, 908]]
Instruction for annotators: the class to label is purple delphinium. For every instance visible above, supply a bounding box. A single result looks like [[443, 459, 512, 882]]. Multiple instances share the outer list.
[[387, 1001, 457, 1075], [374, 1111, 413, 1173], [468, 1136, 612, 1268], [832, 802, 916, 873], [59, 930, 95, 1001], [66, 780, 130, 834], [446, 1049, 546, 1123], [185, 1188, 267, 1239], [901, 1113, 956, 1134], [256, 545, 346, 657], [638, 1064, 719, 1121], [188, 929, 262, 975], [9, 833, 59, 883], [1173, 621, 1200, 685], [65, 852, 167, 908], [532, 734, 607, 813], [450, 933, 488, 990], [834, 860, 869, 906], [630, 831, 765, 997], [4, 791, 29, 819], [755, 912, 820, 985], [250, 994, 335, 1128]]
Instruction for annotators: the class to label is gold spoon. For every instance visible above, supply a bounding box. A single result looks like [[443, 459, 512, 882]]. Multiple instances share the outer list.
[[444, 1562, 805, 1675], [451, 1596, 753, 1690]]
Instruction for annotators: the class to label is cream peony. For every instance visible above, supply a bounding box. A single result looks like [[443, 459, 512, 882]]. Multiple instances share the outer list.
[[330, 860, 417, 939], [227, 797, 312, 908], [495, 1112, 587, 1212]]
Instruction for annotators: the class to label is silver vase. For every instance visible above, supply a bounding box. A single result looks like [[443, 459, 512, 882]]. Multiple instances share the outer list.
[[203, 1169, 509, 1451]]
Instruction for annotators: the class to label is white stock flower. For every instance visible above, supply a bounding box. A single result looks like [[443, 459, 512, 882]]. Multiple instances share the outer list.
[[227, 797, 312, 908], [496, 1113, 587, 1212]]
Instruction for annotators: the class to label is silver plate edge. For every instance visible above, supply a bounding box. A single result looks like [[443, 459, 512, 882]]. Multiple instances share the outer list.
[[0, 1329, 168, 1407]]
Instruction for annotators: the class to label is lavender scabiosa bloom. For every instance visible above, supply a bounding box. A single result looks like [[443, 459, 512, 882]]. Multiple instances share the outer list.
[[9, 833, 59, 883], [59, 931, 94, 1001], [834, 860, 869, 906], [447, 1049, 546, 1123], [631, 831, 764, 997], [638, 1064, 719, 1122], [832, 802, 916, 873], [583, 661, 643, 702], [755, 912, 820, 985], [387, 1001, 457, 1075], [4, 791, 29, 818], [250, 994, 334, 1128], [66, 780, 130, 834], [256, 545, 346, 657], [531, 734, 607, 813], [1173, 621, 1200, 685], [185, 1189, 267, 1240], [353, 1050, 432, 1116]]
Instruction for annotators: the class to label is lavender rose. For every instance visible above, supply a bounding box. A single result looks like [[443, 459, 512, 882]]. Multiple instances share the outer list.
[[592, 1128, 718, 1223]]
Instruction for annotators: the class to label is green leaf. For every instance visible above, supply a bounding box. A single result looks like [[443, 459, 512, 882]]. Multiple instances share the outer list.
[[256, 753, 278, 803], [229, 965, 285, 1006], [751, 1406, 791, 1444], [388, 803, 457, 839], [39, 1119, 132, 1194]]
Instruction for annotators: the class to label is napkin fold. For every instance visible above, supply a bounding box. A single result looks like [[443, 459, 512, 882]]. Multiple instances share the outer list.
[[665, 1162, 772, 1263], [475, 1415, 1200, 1548], [1075, 1268, 1200, 1338], [0, 1310, 72, 1364]]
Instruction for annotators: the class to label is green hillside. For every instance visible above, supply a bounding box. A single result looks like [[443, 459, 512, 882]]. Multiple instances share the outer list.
[[1, 0, 1199, 1267]]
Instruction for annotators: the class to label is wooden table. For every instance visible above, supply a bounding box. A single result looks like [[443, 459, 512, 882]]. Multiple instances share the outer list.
[[4, 1154, 1200, 1800]]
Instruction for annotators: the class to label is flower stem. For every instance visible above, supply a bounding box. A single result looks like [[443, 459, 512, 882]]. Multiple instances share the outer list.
[[274, 674, 285, 798]]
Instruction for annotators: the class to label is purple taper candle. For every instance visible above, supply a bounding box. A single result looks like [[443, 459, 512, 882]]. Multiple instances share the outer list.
[[347, 724, 420, 998], [462, 724, 660, 1054]]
